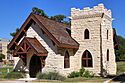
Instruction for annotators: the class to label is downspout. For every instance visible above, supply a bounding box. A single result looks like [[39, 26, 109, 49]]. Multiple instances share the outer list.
[[100, 13, 104, 77]]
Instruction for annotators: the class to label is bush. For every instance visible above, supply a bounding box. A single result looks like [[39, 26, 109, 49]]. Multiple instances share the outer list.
[[67, 71, 80, 78], [36, 72, 65, 81], [68, 68, 93, 78], [4, 72, 25, 79], [0, 54, 5, 61]]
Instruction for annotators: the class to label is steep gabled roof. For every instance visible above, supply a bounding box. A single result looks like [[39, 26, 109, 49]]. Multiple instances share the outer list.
[[13, 37, 48, 56], [8, 13, 79, 50]]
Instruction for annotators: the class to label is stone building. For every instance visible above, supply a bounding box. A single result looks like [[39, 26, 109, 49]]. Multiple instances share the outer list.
[[8, 4, 118, 77], [0, 38, 13, 60]]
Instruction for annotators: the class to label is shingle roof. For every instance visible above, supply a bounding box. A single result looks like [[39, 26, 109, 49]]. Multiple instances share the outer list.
[[13, 37, 48, 56], [26, 37, 48, 54], [8, 13, 79, 50], [33, 14, 79, 47]]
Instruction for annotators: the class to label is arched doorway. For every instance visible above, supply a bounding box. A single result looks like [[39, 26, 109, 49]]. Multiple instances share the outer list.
[[82, 50, 93, 67], [29, 55, 41, 77]]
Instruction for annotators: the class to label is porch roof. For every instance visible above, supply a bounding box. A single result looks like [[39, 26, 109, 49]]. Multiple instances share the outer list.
[[8, 13, 79, 50], [13, 37, 48, 56]]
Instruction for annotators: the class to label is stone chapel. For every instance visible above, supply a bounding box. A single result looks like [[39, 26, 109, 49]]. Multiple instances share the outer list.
[[8, 4, 118, 77]]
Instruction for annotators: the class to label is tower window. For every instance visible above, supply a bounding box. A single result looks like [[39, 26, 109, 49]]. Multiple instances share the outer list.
[[107, 49, 109, 61], [107, 30, 108, 39], [82, 50, 93, 67], [64, 51, 70, 68], [84, 29, 89, 39]]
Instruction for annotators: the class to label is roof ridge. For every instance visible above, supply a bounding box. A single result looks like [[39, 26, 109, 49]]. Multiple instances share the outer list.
[[32, 13, 70, 27]]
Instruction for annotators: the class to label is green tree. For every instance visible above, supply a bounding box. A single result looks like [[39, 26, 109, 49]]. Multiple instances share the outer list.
[[50, 15, 66, 22], [10, 28, 20, 37], [32, 7, 48, 18], [116, 35, 125, 61], [0, 53, 5, 61]]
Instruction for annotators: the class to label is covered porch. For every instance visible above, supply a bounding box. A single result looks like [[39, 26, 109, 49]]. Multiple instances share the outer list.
[[13, 37, 48, 77]]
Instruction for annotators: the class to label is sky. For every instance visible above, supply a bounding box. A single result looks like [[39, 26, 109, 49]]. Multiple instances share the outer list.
[[0, 0, 125, 39]]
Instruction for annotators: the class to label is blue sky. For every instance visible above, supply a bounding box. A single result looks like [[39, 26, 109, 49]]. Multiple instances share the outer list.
[[0, 0, 125, 39]]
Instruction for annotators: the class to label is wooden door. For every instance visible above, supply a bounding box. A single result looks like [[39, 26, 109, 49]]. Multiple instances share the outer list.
[[29, 55, 41, 77]]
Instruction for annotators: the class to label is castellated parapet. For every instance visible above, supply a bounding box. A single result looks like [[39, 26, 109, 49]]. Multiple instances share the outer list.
[[71, 3, 111, 20], [71, 3, 116, 76]]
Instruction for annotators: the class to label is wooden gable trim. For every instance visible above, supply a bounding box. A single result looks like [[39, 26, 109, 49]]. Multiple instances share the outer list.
[[13, 38, 31, 56], [25, 37, 44, 54], [31, 14, 61, 47], [8, 13, 79, 50], [8, 13, 34, 50], [8, 13, 60, 50], [13, 37, 48, 56]]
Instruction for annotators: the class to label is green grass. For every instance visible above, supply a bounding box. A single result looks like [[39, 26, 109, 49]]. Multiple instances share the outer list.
[[117, 61, 125, 75], [35, 77, 109, 82], [0, 66, 13, 79], [63, 77, 109, 82]]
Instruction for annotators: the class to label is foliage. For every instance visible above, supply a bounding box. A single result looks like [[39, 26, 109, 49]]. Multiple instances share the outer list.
[[4, 72, 25, 79], [0, 53, 5, 61], [116, 35, 125, 61], [32, 7, 48, 18], [67, 71, 80, 78], [50, 15, 66, 22], [50, 15, 71, 25], [0, 67, 13, 78], [117, 61, 125, 75], [68, 68, 93, 78], [10, 7, 71, 37], [10, 28, 20, 37], [36, 72, 65, 81]]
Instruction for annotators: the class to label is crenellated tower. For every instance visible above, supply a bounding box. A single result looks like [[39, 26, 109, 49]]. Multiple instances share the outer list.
[[71, 4, 116, 76]]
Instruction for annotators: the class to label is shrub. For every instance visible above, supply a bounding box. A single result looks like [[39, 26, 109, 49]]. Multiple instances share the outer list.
[[67, 71, 80, 78], [68, 68, 93, 78], [4, 72, 25, 79], [79, 68, 85, 77], [36, 72, 65, 81], [0, 54, 5, 62]]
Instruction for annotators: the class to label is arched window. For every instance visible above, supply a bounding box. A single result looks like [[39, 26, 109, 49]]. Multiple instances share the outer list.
[[84, 29, 89, 39], [107, 49, 109, 61], [107, 30, 108, 39], [82, 50, 93, 67], [64, 51, 70, 68]]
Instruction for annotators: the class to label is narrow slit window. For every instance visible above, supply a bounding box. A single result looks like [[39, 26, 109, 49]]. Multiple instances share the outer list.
[[64, 51, 70, 68], [107, 49, 109, 61], [84, 29, 89, 39]]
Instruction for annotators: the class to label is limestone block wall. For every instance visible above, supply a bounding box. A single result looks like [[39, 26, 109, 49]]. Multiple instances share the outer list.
[[71, 3, 116, 75], [101, 17, 116, 75], [1, 42, 9, 60], [71, 17, 102, 75], [26, 23, 74, 76]]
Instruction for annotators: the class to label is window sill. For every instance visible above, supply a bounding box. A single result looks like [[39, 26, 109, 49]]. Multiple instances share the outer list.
[[63, 68, 70, 70]]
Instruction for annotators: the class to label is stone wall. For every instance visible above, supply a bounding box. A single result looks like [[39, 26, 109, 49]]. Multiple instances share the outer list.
[[26, 23, 74, 76], [71, 3, 116, 76], [14, 3, 116, 76], [101, 15, 116, 75]]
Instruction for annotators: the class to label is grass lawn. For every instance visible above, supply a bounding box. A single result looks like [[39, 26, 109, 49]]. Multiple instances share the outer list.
[[117, 61, 125, 75], [0, 66, 13, 79], [35, 77, 110, 83], [35, 61, 125, 82], [0, 61, 124, 82], [63, 77, 109, 82]]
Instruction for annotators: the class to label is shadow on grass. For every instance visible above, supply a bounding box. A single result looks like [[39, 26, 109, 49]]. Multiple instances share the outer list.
[[112, 73, 125, 82]]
